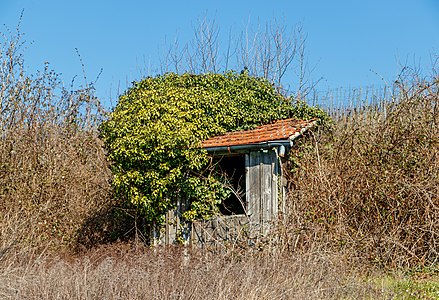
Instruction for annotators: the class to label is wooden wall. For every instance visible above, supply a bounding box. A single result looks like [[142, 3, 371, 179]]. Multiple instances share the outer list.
[[246, 150, 281, 232], [159, 148, 285, 245]]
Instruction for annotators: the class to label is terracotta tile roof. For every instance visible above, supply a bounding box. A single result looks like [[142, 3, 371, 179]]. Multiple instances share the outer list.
[[202, 118, 317, 148]]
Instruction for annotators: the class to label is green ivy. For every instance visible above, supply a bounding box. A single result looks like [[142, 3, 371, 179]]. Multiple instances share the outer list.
[[101, 72, 328, 225]]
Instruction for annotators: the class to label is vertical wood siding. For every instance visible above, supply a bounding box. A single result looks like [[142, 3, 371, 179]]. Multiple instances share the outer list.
[[247, 149, 280, 233], [162, 149, 283, 245]]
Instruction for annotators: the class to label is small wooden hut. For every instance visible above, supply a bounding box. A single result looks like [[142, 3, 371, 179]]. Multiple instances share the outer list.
[[158, 118, 317, 245]]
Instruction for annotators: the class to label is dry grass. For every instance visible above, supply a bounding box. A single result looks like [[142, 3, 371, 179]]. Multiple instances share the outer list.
[[0, 244, 383, 300]]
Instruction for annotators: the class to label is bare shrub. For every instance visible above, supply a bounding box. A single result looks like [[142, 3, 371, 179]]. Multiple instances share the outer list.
[[285, 68, 439, 267], [0, 20, 112, 253], [158, 18, 315, 98]]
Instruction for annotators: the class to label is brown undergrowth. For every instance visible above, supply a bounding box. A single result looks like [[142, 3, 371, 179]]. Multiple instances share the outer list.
[[284, 69, 438, 268], [0, 243, 383, 300], [0, 23, 117, 254]]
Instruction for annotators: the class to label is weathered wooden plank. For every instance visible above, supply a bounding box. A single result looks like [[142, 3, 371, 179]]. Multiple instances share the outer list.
[[248, 151, 262, 225], [245, 153, 250, 215], [192, 215, 250, 247], [272, 150, 278, 220], [280, 158, 287, 215], [261, 150, 272, 227]]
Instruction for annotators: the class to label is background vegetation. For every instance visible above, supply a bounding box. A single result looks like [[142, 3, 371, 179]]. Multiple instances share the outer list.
[[285, 69, 438, 267], [0, 24, 113, 252], [0, 19, 437, 299]]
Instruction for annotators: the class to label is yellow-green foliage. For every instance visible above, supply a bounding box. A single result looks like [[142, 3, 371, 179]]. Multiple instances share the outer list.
[[101, 72, 326, 224]]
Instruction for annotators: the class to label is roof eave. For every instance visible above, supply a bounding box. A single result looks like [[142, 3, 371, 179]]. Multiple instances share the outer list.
[[204, 140, 291, 154], [204, 119, 318, 154]]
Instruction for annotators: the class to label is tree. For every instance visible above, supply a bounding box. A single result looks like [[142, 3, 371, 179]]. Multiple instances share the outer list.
[[101, 72, 326, 227], [157, 18, 318, 99]]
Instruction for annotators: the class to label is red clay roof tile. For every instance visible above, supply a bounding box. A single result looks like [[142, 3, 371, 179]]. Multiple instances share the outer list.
[[202, 118, 316, 148]]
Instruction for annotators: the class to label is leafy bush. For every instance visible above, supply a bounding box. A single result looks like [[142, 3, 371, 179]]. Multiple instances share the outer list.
[[101, 72, 327, 225]]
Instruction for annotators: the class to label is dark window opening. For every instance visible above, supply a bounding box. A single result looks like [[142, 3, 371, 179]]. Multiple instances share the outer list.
[[214, 154, 246, 215]]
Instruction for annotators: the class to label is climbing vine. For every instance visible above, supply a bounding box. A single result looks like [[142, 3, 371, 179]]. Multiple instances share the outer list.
[[101, 72, 327, 225]]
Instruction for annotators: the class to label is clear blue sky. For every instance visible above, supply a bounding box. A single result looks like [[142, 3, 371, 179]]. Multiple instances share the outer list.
[[1, 0, 439, 107]]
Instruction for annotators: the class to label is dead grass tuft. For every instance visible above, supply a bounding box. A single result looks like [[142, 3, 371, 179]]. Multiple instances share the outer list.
[[0, 244, 383, 300]]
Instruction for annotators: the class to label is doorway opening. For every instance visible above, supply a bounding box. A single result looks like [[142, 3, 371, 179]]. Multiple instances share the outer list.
[[214, 154, 246, 215]]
